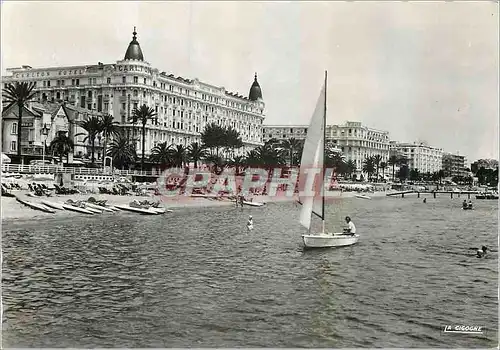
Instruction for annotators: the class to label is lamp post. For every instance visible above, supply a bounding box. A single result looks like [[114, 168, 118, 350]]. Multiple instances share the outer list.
[[41, 123, 50, 164]]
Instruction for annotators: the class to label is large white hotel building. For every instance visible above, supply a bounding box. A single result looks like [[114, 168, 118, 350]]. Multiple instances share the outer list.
[[263, 121, 391, 173], [2, 28, 265, 159], [390, 141, 444, 174]]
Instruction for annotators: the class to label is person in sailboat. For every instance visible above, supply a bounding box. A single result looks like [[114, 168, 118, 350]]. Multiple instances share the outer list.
[[247, 215, 253, 231], [343, 216, 356, 236]]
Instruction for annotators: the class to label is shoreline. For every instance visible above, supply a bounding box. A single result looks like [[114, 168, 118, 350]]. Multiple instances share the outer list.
[[1, 190, 389, 221]]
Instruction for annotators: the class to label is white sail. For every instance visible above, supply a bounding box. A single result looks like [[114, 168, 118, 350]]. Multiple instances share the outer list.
[[298, 80, 326, 230]]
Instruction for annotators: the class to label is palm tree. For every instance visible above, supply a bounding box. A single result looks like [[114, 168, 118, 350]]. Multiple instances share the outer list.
[[246, 144, 285, 169], [100, 114, 119, 162], [107, 132, 136, 170], [49, 133, 74, 164], [171, 144, 187, 168], [388, 155, 398, 181], [345, 159, 357, 180], [131, 104, 157, 170], [150, 142, 173, 170], [187, 142, 207, 168], [409, 168, 421, 181], [2, 82, 37, 163], [362, 156, 376, 181], [76, 116, 102, 165], [205, 154, 226, 175], [379, 161, 387, 181], [201, 122, 227, 157], [280, 138, 303, 166], [225, 126, 243, 159], [373, 154, 382, 180], [228, 155, 246, 176]]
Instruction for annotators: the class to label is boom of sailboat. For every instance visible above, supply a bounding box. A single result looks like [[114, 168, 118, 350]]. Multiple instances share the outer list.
[[296, 71, 360, 248]]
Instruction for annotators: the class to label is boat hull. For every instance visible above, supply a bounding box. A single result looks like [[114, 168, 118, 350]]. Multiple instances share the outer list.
[[62, 204, 94, 215], [243, 201, 265, 207], [16, 197, 56, 214], [85, 202, 114, 212], [41, 200, 66, 210], [302, 233, 359, 248], [114, 204, 159, 215], [355, 195, 371, 200]]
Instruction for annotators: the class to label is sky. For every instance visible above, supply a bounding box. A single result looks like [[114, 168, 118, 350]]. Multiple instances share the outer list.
[[1, 1, 498, 161]]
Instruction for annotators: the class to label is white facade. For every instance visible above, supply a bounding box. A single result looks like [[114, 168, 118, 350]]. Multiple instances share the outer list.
[[263, 121, 389, 174], [2, 29, 265, 159], [391, 141, 444, 174], [262, 125, 308, 143], [326, 121, 390, 173]]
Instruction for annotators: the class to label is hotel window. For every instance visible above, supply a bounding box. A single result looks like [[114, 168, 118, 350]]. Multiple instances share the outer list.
[[133, 90, 138, 97], [88, 91, 92, 98], [43, 81, 47, 87], [72, 79, 75, 86], [10, 141, 16, 152], [61, 80, 65, 86], [122, 90, 126, 96], [56, 92, 61, 100], [76, 79, 79, 86], [122, 76, 126, 83], [133, 103, 138, 110], [107, 77, 111, 84], [47, 81, 51, 87], [88, 78, 93, 85], [11, 123, 17, 135], [87, 103, 92, 110], [134, 76, 138, 84], [143, 78, 146, 84], [143, 91, 146, 98], [104, 103, 109, 111], [122, 103, 126, 110]]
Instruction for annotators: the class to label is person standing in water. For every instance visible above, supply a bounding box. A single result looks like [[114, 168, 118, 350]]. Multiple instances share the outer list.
[[247, 215, 253, 231], [477, 246, 487, 258], [423, 198, 427, 203], [343, 216, 356, 236]]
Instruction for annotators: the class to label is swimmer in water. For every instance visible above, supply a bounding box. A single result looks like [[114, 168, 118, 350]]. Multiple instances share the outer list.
[[247, 215, 253, 231], [476, 246, 488, 258]]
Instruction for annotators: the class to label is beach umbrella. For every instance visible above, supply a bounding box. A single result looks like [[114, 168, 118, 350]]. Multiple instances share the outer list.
[[1, 153, 11, 164]]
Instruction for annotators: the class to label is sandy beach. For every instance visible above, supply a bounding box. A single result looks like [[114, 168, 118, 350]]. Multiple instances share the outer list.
[[1, 188, 390, 221]]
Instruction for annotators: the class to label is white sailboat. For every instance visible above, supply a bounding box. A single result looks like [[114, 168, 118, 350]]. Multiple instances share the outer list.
[[297, 71, 359, 248]]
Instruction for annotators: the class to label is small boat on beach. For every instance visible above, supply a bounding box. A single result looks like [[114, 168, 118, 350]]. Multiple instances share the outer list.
[[40, 200, 66, 211], [65, 199, 103, 214], [242, 200, 266, 207], [114, 204, 159, 215], [130, 200, 171, 214], [61, 204, 94, 214], [355, 194, 372, 200], [85, 202, 114, 212], [16, 196, 56, 214]]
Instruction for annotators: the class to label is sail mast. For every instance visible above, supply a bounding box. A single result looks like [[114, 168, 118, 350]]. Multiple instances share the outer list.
[[322, 70, 327, 233]]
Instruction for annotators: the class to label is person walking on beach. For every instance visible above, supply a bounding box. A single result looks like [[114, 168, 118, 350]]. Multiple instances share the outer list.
[[343, 216, 356, 236]]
